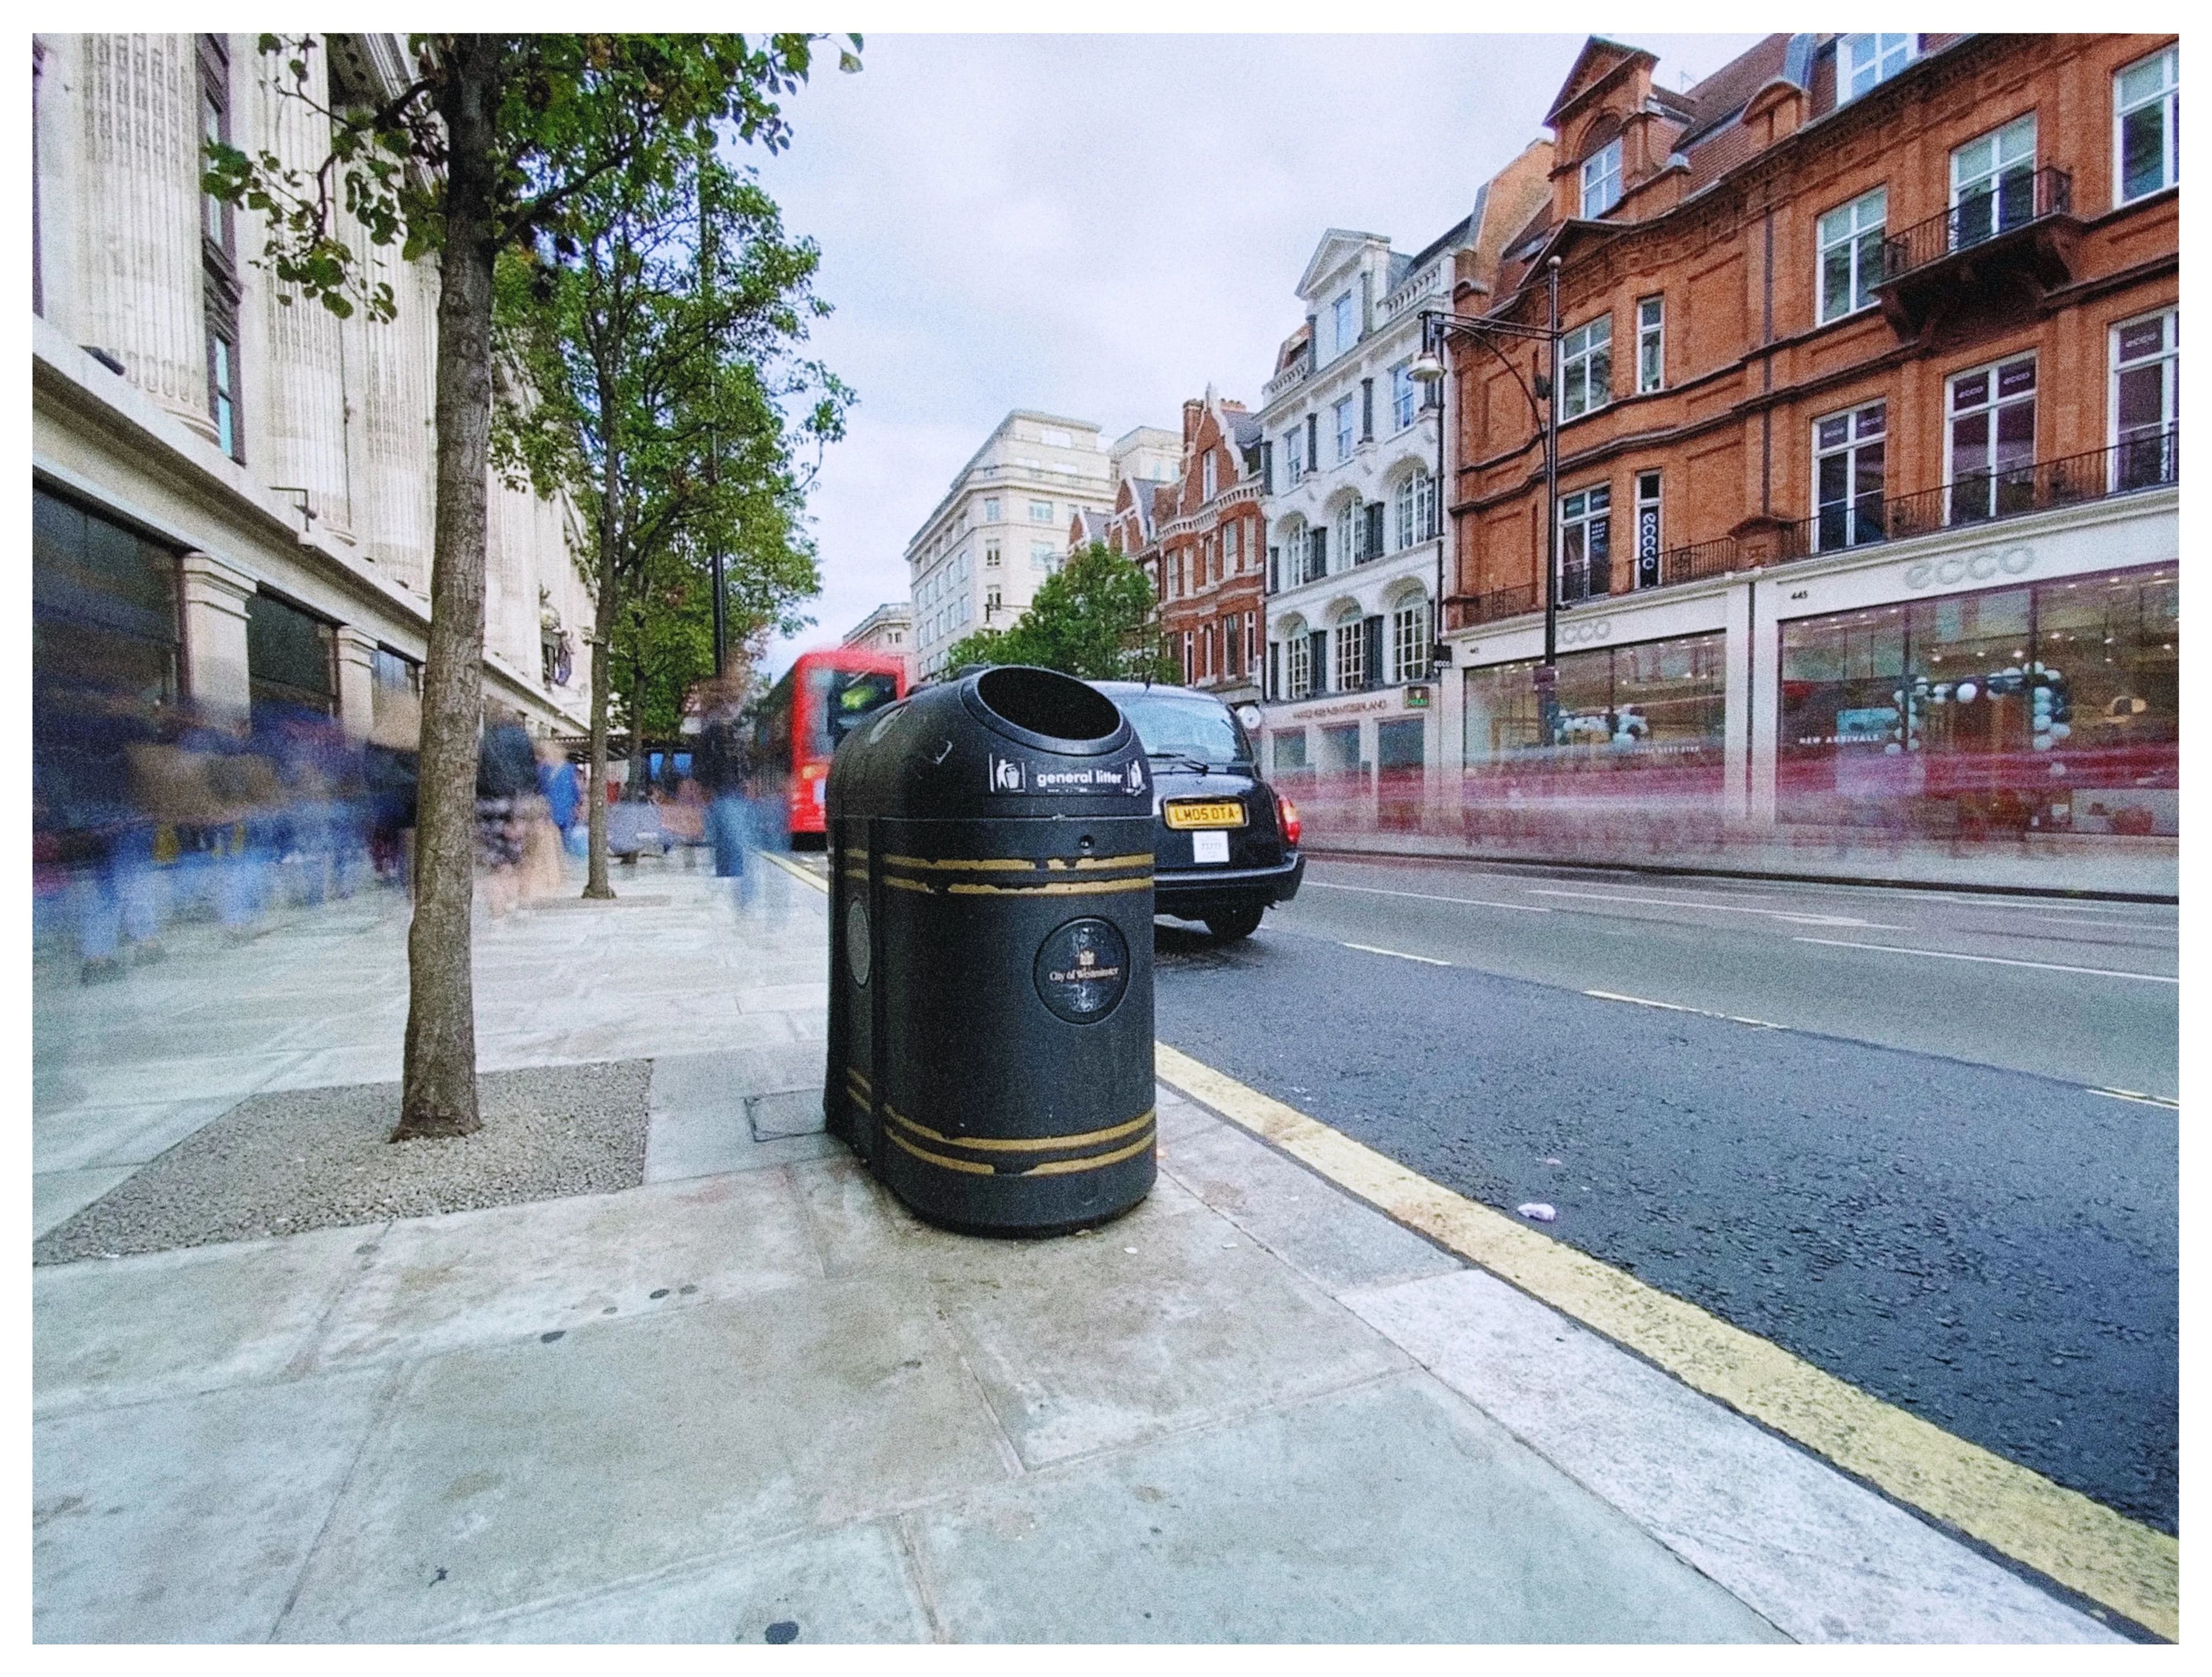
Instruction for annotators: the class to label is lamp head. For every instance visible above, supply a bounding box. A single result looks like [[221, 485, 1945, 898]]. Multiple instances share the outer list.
[[1407, 351, 1446, 385]]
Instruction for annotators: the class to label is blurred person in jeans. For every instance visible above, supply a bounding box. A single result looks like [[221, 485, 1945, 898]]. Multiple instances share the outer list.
[[537, 738, 583, 861], [35, 676, 164, 982], [693, 678, 757, 908], [476, 717, 542, 916]]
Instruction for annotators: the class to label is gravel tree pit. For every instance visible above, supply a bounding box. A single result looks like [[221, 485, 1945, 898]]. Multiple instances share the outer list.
[[36, 1061, 651, 1265]]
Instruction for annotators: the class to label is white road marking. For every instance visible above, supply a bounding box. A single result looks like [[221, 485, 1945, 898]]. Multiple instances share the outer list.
[[1340, 941, 1452, 967], [1529, 887, 1903, 930], [1583, 989, 1784, 1029], [2087, 1088, 2180, 1108], [1793, 937, 2180, 984], [1307, 880, 1552, 913]]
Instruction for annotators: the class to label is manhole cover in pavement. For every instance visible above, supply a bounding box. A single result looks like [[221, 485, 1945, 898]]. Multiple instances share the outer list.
[[745, 1087, 826, 1141]]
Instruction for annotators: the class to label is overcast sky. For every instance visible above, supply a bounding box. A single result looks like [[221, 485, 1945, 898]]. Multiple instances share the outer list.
[[746, 32, 1766, 677]]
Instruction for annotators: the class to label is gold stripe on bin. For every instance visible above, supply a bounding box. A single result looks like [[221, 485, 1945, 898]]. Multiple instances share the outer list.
[[884, 1127, 995, 1176], [881, 853, 1152, 875], [942, 877, 1152, 897], [846, 1066, 872, 1092], [1020, 1130, 1156, 1176], [882, 1103, 1153, 1153]]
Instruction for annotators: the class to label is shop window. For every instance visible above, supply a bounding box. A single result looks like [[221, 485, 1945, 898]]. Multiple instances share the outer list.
[[2111, 309, 2178, 489], [246, 590, 336, 722], [1462, 634, 1725, 791], [1558, 484, 1612, 600], [1814, 400, 1888, 551], [1273, 729, 1307, 773], [1948, 357, 2036, 523], [31, 487, 181, 706], [1949, 114, 2037, 250], [2114, 45, 2179, 206], [1778, 567, 2177, 835], [1817, 188, 1887, 322]]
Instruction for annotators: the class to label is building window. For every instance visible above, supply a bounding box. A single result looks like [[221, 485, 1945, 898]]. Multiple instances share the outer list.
[[985, 541, 1000, 568], [1332, 290, 1356, 359], [1391, 595, 1431, 684], [2112, 309, 2179, 489], [1840, 33, 1915, 102], [1579, 138, 1622, 218], [1948, 356, 2037, 524], [983, 497, 1000, 521], [1817, 188, 1888, 323], [1283, 426, 1304, 484], [199, 34, 243, 462], [1635, 296, 1664, 392], [1391, 360, 1417, 430], [1950, 114, 2037, 249], [1813, 401, 1888, 552], [2115, 45, 2179, 205], [1225, 521, 1242, 569], [1393, 469, 1437, 550], [1333, 617, 1366, 692], [1267, 545, 1281, 594], [207, 330, 240, 458], [1031, 541, 1057, 570], [1334, 501, 1359, 569], [1039, 426, 1073, 448], [1029, 500, 1054, 523], [1247, 611, 1259, 668], [1304, 525, 1328, 585], [1632, 470, 1662, 588], [985, 586, 1002, 613], [1286, 633, 1312, 699], [1334, 396, 1355, 463], [1558, 484, 1611, 601], [1558, 314, 1612, 420], [1202, 451, 1217, 500]]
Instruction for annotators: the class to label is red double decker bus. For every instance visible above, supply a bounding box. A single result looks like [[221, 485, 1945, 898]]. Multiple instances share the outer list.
[[753, 646, 907, 845]]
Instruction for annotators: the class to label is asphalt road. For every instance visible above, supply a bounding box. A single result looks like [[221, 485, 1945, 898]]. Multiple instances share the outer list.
[[1152, 854, 2179, 1535]]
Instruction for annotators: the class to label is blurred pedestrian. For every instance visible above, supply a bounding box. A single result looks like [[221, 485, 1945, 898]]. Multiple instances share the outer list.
[[693, 676, 758, 909], [537, 738, 583, 861], [362, 690, 421, 895], [476, 716, 541, 916]]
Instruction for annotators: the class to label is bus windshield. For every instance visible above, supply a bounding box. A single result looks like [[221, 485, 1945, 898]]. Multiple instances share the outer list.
[[1116, 690, 1253, 769], [808, 667, 900, 755]]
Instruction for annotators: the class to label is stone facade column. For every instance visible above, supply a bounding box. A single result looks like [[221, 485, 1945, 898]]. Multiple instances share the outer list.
[[75, 33, 216, 444], [247, 41, 356, 547], [351, 229, 435, 591], [179, 550, 255, 720], [334, 626, 378, 742]]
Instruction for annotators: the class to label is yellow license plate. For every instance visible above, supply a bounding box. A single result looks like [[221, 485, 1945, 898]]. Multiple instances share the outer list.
[[1162, 800, 1247, 830]]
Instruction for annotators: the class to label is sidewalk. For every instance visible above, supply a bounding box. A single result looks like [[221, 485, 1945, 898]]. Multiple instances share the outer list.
[[31, 855, 2117, 1642]]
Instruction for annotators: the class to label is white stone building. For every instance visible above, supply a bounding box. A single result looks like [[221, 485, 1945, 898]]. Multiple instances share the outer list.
[[903, 410, 1118, 683], [1255, 225, 1456, 796], [840, 601, 915, 687], [31, 33, 595, 740]]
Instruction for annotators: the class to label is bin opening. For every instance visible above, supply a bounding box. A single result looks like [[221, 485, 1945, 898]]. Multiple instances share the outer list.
[[974, 667, 1123, 744]]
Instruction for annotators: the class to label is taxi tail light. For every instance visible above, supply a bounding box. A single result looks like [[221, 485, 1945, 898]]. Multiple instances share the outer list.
[[1275, 790, 1301, 847]]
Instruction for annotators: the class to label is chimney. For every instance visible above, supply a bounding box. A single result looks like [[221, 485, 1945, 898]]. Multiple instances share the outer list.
[[1182, 399, 1205, 447]]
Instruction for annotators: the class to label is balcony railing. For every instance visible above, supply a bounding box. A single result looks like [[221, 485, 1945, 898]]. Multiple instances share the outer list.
[[1780, 429, 2178, 561], [1377, 264, 1444, 325], [1878, 166, 2073, 285], [1445, 582, 1539, 631], [1263, 359, 1312, 403]]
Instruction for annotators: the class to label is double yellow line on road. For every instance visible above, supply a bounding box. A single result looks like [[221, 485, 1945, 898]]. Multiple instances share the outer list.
[[767, 847, 2176, 1638], [1153, 1043, 2177, 1642]]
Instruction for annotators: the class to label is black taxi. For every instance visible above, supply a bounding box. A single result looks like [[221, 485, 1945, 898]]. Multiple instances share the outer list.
[[1090, 680, 1303, 940]]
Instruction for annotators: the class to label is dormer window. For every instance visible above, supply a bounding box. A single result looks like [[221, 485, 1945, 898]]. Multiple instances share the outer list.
[[1580, 138, 1622, 218], [1331, 290, 1357, 359], [1841, 33, 1915, 102]]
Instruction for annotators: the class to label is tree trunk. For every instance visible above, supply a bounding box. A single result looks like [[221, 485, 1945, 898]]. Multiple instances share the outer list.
[[584, 370, 622, 900], [395, 36, 502, 1141]]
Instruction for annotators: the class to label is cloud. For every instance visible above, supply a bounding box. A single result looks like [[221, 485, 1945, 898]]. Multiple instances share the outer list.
[[752, 32, 1767, 675]]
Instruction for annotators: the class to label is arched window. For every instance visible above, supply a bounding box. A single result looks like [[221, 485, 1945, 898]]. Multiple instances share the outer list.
[[1395, 468, 1438, 549], [1389, 589, 1432, 684], [1278, 616, 1312, 699], [1334, 499, 1360, 573], [1332, 604, 1367, 693]]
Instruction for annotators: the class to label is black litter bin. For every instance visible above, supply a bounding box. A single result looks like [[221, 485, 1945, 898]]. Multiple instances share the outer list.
[[824, 665, 1157, 1235]]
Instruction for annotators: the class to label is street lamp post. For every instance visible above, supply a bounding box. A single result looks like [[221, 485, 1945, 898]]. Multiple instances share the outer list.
[[1407, 255, 1565, 745]]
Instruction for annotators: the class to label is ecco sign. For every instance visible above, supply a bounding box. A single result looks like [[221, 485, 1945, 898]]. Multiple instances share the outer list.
[[1903, 544, 2034, 592], [1558, 618, 1614, 648]]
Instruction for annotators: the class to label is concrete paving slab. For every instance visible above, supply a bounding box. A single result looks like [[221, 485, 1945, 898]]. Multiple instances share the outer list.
[[32, 1169, 139, 1242], [916, 1196, 1410, 1469], [1160, 1115, 1464, 1294], [33, 1366, 389, 1643], [446, 1520, 933, 1643], [309, 1170, 821, 1369], [47, 1050, 309, 1111], [36, 1223, 375, 1416], [35, 1096, 241, 1173], [1342, 1268, 2117, 1644], [788, 1153, 927, 1278], [1153, 1084, 1217, 1145], [915, 1372, 1784, 1642], [276, 1281, 1013, 1641]]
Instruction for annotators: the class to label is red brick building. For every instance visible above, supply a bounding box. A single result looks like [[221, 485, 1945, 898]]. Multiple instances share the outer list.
[[1153, 390, 1267, 701], [1442, 32, 2179, 846]]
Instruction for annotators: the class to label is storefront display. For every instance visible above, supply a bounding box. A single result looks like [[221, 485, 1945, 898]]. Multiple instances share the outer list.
[[1778, 565, 2176, 834], [1463, 632, 1726, 800]]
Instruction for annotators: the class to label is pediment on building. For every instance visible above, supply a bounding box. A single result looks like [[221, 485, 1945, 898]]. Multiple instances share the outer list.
[[1545, 36, 1657, 130], [1297, 228, 1388, 300]]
